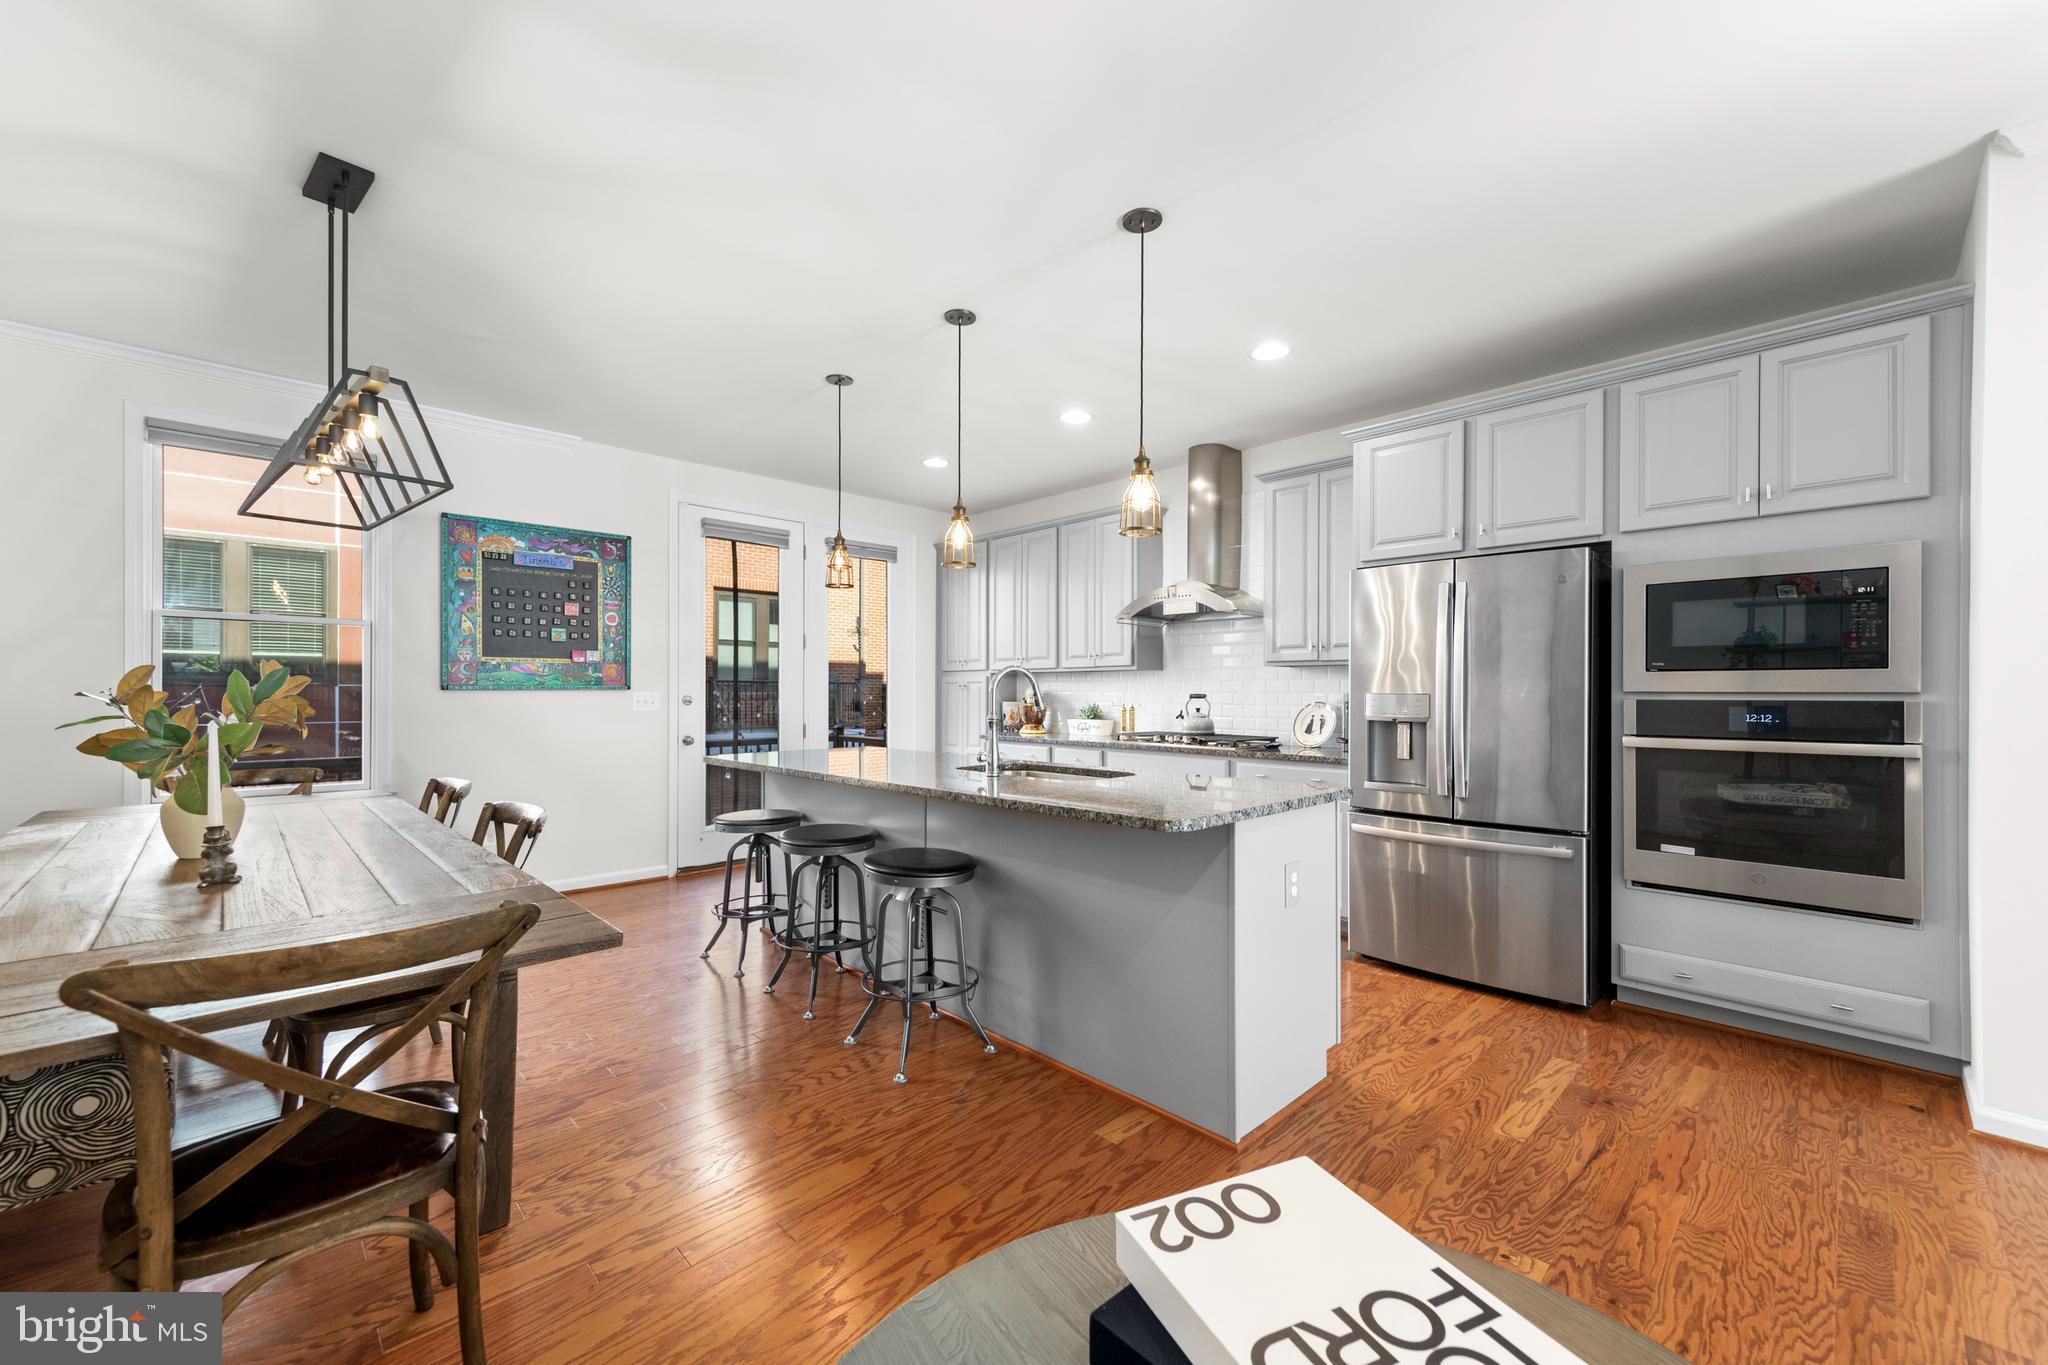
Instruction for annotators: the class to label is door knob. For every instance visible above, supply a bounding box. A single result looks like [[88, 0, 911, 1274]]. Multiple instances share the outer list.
[[681, 694, 695, 706], [679, 735, 697, 747]]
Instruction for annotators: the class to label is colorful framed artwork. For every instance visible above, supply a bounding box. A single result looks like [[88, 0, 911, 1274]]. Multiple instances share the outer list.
[[440, 515, 631, 690]]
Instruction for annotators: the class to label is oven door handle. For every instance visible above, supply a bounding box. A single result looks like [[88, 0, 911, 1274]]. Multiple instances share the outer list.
[[1622, 736, 1922, 760], [1351, 823, 1577, 860]]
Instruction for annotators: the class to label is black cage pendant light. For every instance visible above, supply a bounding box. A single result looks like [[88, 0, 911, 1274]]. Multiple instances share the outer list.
[[940, 308, 977, 570], [825, 374, 856, 590], [239, 152, 452, 530], [1118, 207, 1165, 538]]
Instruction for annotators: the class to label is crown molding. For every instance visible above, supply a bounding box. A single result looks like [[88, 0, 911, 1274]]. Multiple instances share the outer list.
[[1992, 114, 2048, 158], [0, 316, 581, 448]]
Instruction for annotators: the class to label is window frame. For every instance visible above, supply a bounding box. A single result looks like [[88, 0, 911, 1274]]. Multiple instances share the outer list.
[[123, 401, 391, 804]]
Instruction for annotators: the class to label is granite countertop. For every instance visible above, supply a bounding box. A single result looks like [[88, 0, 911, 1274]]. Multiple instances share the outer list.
[[1018, 735, 1349, 767], [705, 749, 1347, 833]]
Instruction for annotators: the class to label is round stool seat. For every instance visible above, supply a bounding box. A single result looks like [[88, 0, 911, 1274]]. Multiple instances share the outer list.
[[864, 846, 977, 880], [776, 822, 878, 852], [715, 807, 803, 831]]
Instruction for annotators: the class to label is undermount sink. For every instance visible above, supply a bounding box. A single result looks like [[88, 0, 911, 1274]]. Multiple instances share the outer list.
[[959, 761, 1135, 780]]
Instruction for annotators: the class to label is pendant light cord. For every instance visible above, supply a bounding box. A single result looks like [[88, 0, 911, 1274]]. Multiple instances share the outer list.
[[835, 381, 844, 534], [955, 321, 965, 504], [1138, 228, 1146, 455]]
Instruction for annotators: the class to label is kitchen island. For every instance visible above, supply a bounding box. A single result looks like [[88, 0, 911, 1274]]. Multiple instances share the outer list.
[[706, 747, 1346, 1140]]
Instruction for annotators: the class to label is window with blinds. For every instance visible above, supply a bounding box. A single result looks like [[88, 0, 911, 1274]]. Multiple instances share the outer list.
[[162, 537, 224, 655], [248, 543, 330, 659]]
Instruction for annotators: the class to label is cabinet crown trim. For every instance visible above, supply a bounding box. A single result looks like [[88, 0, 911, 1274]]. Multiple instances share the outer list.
[[1258, 456, 1350, 483], [1340, 282, 1969, 444]]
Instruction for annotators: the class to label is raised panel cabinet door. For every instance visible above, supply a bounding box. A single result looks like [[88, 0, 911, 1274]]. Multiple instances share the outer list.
[[1317, 466, 1354, 663], [1759, 313, 1931, 517], [986, 534, 1022, 667], [1471, 386, 1605, 548], [1617, 354, 1760, 531], [1352, 419, 1465, 561], [1018, 526, 1060, 670], [938, 555, 987, 672], [1263, 472, 1318, 663], [1093, 514, 1138, 669], [1057, 518, 1098, 669]]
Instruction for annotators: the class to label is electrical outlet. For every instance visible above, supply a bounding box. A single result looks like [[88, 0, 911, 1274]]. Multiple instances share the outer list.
[[1283, 860, 1300, 908], [632, 691, 662, 713]]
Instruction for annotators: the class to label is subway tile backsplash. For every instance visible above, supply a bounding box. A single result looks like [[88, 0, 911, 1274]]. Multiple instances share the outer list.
[[1033, 616, 1346, 738]]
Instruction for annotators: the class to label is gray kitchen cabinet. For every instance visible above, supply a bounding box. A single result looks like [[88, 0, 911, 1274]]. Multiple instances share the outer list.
[[1264, 463, 1355, 665], [1617, 354, 1760, 531], [1471, 386, 1605, 548], [1055, 512, 1161, 671], [1263, 471, 1319, 663], [1351, 419, 1464, 561], [1109, 748, 1232, 778], [1758, 313, 1931, 517], [987, 526, 1059, 670], [937, 553, 986, 673], [938, 672, 984, 755]]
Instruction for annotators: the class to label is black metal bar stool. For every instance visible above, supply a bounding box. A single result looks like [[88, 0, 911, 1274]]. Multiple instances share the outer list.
[[765, 823, 879, 1018], [846, 846, 996, 1084], [700, 807, 804, 977]]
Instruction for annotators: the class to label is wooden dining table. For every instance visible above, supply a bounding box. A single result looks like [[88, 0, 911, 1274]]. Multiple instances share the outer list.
[[0, 790, 623, 1232]]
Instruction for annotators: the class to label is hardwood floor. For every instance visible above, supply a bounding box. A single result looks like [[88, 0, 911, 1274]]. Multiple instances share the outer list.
[[1, 871, 2042, 1363]]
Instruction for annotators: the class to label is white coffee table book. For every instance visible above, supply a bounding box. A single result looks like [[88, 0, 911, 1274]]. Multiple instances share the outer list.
[[1113, 1157, 1585, 1364]]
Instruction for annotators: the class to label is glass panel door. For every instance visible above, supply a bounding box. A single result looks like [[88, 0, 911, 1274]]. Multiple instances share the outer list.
[[826, 553, 889, 752], [677, 507, 805, 869]]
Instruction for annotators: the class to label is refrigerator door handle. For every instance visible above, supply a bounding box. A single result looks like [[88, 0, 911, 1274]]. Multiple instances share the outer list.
[[1350, 822, 1578, 860], [1432, 581, 1455, 797], [1451, 580, 1470, 801]]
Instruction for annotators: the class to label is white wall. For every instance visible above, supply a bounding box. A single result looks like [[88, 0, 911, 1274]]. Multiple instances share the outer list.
[[0, 323, 939, 888], [1960, 127, 2048, 1148], [973, 428, 1351, 736]]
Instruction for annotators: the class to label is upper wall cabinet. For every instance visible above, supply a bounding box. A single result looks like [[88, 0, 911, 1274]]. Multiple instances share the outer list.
[[1264, 464, 1354, 665], [1617, 354, 1761, 532], [937, 554, 987, 672], [1471, 387, 1605, 549], [1352, 419, 1464, 562], [988, 525, 1059, 670], [1758, 314, 1931, 517], [1058, 513, 1161, 671]]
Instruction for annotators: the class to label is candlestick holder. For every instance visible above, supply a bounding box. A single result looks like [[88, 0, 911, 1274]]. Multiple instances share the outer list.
[[198, 824, 240, 888]]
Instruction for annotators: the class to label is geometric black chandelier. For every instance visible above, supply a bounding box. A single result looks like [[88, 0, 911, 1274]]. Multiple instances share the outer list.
[[239, 152, 452, 530]]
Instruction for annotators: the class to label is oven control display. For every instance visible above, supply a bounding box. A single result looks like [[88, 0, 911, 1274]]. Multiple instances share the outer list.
[[1728, 704, 1789, 733]]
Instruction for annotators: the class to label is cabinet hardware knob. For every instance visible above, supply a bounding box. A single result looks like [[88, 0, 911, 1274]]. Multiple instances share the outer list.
[[1671, 971, 1695, 981], [1764, 483, 1774, 500], [1478, 523, 1487, 537], [1827, 1002, 1855, 1013]]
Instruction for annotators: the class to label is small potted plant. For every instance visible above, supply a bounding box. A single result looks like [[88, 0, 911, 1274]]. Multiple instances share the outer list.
[[61, 662, 315, 858], [1066, 702, 1114, 740]]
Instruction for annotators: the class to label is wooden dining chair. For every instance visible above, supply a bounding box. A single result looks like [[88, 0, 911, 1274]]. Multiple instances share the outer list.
[[231, 767, 326, 796], [59, 901, 539, 1364], [419, 777, 473, 828], [472, 801, 546, 869]]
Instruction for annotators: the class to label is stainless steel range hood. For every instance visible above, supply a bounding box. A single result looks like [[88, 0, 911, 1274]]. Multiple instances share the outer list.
[[1118, 443, 1262, 623]]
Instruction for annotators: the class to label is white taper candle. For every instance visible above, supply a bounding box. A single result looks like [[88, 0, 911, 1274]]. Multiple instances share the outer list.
[[206, 720, 222, 827]]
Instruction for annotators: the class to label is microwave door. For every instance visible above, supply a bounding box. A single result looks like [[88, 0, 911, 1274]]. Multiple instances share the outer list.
[[1350, 558, 1455, 821], [1453, 547, 1593, 834]]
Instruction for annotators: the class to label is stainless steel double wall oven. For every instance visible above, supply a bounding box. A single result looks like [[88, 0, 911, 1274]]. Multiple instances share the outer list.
[[1622, 541, 1925, 922]]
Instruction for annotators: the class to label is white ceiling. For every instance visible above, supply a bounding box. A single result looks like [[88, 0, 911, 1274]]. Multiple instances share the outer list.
[[2, 1, 2044, 512]]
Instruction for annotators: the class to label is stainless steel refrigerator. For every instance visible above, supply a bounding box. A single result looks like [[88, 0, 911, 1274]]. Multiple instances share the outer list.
[[1348, 545, 1606, 1005]]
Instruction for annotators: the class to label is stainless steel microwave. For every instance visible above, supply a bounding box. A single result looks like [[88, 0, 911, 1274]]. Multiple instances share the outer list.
[[1623, 541, 1921, 694]]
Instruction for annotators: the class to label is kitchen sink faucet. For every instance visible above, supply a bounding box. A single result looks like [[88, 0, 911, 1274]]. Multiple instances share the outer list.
[[982, 665, 1042, 773]]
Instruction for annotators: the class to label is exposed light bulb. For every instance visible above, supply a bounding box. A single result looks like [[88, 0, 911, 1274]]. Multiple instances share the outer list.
[[304, 465, 325, 486], [1120, 451, 1162, 537], [941, 504, 975, 570], [826, 533, 855, 590], [357, 402, 380, 443]]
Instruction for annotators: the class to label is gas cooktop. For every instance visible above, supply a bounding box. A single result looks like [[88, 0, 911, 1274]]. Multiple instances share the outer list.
[[1117, 731, 1280, 751]]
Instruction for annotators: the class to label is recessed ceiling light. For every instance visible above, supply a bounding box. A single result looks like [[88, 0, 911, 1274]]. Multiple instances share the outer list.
[[923, 455, 949, 468], [1060, 409, 1092, 425], [1250, 340, 1292, 361]]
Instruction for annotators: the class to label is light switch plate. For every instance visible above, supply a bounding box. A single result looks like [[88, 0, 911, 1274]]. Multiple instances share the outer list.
[[632, 691, 662, 713], [1283, 860, 1300, 907]]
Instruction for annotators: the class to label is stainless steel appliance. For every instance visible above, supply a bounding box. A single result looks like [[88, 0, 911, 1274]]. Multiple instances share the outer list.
[[1117, 444, 1261, 623], [1622, 698, 1923, 922], [1624, 541, 1921, 693], [1119, 731, 1278, 752], [1348, 545, 1606, 1005]]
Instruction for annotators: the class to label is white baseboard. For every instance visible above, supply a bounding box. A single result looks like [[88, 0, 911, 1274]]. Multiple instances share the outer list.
[[1963, 1068, 2048, 1149], [545, 865, 674, 893]]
